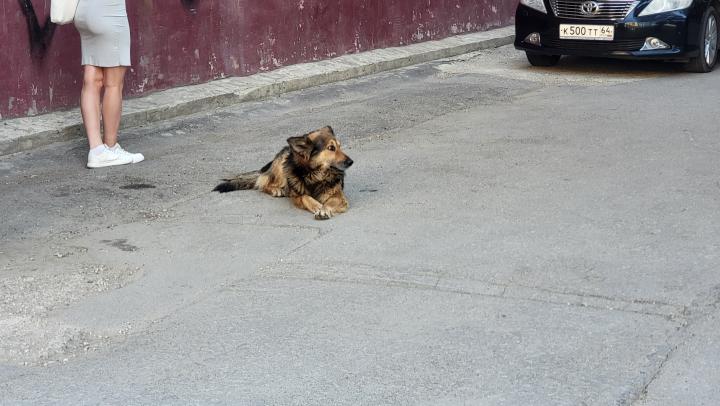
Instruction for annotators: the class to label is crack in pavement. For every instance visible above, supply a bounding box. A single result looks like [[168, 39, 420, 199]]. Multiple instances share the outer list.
[[627, 282, 720, 405]]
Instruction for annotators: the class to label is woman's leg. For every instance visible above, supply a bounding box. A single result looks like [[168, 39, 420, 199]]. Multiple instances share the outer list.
[[101, 66, 128, 148], [80, 65, 105, 149]]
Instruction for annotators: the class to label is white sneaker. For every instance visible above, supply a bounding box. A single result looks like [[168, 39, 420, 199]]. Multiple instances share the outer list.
[[87, 147, 133, 168], [110, 143, 145, 164]]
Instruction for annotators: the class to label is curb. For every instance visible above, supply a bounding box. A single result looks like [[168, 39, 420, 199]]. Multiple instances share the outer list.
[[0, 26, 514, 157]]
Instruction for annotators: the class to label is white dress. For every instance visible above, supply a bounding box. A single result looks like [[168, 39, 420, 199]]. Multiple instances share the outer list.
[[73, 0, 131, 67]]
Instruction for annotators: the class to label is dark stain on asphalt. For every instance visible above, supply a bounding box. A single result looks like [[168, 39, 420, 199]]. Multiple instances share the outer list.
[[359, 189, 378, 193], [101, 239, 139, 252], [120, 184, 156, 190]]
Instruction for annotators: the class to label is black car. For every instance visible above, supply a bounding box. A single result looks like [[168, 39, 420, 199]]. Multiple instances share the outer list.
[[515, 0, 719, 71]]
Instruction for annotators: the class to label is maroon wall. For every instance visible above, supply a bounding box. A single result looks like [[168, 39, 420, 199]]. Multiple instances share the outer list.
[[1, 0, 514, 120]]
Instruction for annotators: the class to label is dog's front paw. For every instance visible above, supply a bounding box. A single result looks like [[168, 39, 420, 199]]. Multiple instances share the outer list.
[[314, 207, 334, 220]]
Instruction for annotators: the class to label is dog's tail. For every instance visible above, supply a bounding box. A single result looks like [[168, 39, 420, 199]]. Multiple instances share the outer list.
[[213, 171, 261, 193]]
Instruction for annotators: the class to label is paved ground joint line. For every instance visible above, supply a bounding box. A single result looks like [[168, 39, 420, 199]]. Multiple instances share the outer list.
[[256, 262, 687, 319]]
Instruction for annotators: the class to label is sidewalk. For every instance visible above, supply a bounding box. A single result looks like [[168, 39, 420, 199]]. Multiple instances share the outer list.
[[0, 26, 514, 157]]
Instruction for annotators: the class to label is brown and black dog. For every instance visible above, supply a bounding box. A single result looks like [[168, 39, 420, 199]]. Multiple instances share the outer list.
[[213, 126, 353, 220]]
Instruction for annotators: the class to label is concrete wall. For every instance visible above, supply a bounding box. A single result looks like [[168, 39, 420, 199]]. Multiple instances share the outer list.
[[1, 0, 515, 119]]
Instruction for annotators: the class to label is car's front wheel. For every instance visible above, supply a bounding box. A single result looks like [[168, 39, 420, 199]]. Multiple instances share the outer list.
[[526, 52, 561, 67], [686, 6, 719, 72]]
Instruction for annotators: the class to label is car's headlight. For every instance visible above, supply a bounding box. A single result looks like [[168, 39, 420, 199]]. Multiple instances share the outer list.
[[520, 0, 547, 14], [639, 0, 693, 16]]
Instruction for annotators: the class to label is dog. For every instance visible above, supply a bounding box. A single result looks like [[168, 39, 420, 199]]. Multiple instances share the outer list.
[[213, 126, 353, 220]]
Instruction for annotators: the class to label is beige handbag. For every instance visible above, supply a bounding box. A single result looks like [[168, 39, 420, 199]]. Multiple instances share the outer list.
[[50, 0, 80, 25]]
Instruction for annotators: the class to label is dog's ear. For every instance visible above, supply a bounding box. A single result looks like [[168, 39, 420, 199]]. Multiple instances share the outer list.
[[323, 125, 335, 135], [287, 135, 312, 157]]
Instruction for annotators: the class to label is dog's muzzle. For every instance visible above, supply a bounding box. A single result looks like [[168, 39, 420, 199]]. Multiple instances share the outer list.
[[334, 158, 353, 171]]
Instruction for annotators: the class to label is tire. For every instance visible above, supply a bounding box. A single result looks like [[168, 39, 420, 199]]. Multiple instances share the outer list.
[[686, 6, 719, 72], [526, 52, 561, 67]]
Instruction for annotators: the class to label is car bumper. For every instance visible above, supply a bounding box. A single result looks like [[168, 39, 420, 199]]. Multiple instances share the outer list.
[[514, 5, 703, 60]]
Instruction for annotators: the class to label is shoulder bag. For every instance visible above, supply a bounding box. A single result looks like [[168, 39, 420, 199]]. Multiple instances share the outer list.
[[50, 0, 80, 25]]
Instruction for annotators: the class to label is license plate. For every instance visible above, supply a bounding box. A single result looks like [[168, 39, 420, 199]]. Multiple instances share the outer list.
[[559, 24, 614, 41]]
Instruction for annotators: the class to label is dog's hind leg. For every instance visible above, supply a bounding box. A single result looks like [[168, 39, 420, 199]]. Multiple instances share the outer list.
[[257, 173, 287, 197], [261, 184, 287, 197], [257, 156, 289, 197]]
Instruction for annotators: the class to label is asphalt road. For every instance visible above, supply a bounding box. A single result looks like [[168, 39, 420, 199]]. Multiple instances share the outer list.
[[1, 46, 719, 405]]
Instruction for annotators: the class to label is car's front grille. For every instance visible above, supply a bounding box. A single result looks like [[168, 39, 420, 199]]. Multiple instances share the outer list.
[[542, 38, 645, 51], [550, 0, 636, 19]]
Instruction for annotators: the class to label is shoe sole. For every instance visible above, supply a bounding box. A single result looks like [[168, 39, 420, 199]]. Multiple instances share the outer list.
[[87, 158, 133, 169]]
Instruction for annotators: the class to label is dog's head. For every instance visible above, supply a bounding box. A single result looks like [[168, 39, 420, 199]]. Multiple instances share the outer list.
[[287, 126, 353, 171]]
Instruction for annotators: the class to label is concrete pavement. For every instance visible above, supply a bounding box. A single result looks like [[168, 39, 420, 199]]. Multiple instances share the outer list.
[[1, 45, 719, 405]]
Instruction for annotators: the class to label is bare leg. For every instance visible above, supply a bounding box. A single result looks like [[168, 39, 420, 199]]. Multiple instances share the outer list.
[[80, 66, 105, 149], [101, 66, 127, 148]]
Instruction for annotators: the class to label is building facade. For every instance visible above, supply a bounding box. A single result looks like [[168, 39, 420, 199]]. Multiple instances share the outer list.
[[2, 0, 514, 119]]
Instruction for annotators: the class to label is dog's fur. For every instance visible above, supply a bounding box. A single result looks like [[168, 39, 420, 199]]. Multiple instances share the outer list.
[[213, 126, 353, 220]]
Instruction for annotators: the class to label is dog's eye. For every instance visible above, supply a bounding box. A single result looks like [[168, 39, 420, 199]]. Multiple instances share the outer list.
[[328, 145, 336, 151]]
